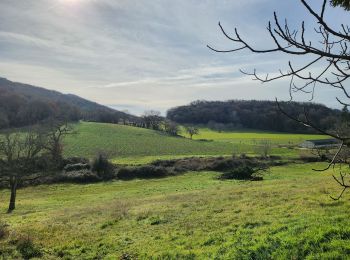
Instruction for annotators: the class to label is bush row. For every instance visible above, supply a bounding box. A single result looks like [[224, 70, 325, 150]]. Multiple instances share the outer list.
[[3, 155, 285, 186]]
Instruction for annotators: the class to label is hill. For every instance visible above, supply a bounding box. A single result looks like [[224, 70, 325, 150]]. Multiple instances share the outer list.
[[0, 77, 137, 129], [63, 122, 236, 164], [167, 100, 341, 133]]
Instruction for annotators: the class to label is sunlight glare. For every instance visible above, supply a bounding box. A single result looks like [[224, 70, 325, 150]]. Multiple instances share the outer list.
[[59, 0, 84, 5]]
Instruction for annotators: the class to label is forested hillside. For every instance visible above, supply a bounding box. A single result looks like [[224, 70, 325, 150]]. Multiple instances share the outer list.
[[167, 100, 341, 133], [0, 78, 137, 129]]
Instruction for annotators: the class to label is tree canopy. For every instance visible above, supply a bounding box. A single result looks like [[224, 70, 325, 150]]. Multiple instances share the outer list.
[[167, 100, 340, 133]]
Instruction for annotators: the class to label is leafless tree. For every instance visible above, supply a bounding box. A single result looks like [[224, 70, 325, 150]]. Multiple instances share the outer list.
[[254, 140, 272, 158], [0, 131, 45, 212], [208, 0, 350, 198], [43, 121, 74, 168]]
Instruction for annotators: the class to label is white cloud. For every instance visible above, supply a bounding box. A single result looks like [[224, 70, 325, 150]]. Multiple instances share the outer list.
[[0, 0, 347, 114]]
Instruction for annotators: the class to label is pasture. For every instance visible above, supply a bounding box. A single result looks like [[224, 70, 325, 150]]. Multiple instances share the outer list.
[[183, 127, 328, 145], [1, 163, 349, 259], [63, 122, 327, 164], [63, 122, 234, 164]]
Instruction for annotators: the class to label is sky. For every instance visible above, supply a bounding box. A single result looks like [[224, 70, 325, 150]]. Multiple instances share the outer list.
[[0, 0, 349, 115]]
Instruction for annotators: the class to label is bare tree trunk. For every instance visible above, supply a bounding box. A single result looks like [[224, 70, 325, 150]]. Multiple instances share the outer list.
[[51, 141, 63, 169], [8, 177, 17, 213]]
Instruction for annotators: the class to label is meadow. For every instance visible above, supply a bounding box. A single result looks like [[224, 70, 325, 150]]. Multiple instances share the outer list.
[[1, 163, 349, 259], [182, 127, 328, 145], [63, 122, 234, 164], [63, 122, 327, 164]]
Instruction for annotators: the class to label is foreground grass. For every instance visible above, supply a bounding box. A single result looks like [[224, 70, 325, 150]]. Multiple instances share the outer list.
[[1, 163, 350, 259]]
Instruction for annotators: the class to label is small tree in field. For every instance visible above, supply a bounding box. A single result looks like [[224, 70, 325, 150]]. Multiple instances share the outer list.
[[185, 126, 199, 139], [254, 140, 272, 158], [163, 120, 180, 136], [0, 131, 45, 212], [92, 152, 114, 180], [43, 121, 74, 169]]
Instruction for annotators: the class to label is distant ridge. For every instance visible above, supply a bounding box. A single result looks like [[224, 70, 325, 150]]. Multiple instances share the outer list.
[[0, 77, 138, 129], [0, 77, 114, 112]]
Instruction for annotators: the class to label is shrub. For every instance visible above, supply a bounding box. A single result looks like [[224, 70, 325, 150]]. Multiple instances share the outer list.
[[299, 156, 319, 162], [16, 236, 42, 259], [151, 159, 176, 167], [153, 156, 276, 173], [117, 168, 136, 180], [299, 150, 319, 162], [117, 166, 172, 180], [64, 163, 90, 172], [56, 170, 101, 183], [63, 157, 90, 166], [210, 158, 234, 171], [220, 165, 264, 181], [138, 165, 171, 178], [92, 153, 115, 180]]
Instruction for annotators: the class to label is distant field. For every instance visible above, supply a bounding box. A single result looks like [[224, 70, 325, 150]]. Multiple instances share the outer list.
[[1, 163, 349, 259], [62, 122, 328, 164], [183, 128, 328, 145], [63, 122, 235, 163]]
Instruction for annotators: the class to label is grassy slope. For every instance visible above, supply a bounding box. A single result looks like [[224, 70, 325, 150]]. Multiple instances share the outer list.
[[1, 163, 350, 259], [63, 122, 235, 164], [63, 122, 327, 164]]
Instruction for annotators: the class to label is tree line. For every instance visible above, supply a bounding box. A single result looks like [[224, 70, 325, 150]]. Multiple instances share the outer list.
[[128, 110, 199, 139], [167, 100, 341, 133], [139, 110, 181, 136]]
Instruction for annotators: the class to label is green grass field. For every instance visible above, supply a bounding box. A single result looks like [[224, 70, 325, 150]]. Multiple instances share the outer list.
[[63, 122, 235, 164], [1, 163, 349, 259], [63, 122, 327, 164], [182, 127, 328, 145]]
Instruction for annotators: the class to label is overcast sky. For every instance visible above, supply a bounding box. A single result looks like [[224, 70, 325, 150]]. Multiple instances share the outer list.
[[0, 0, 348, 115]]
